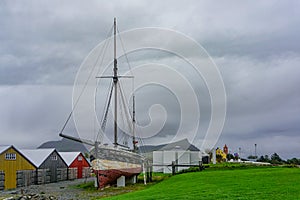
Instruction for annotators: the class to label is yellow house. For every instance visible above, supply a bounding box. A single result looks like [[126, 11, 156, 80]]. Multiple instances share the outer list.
[[0, 145, 35, 189], [216, 148, 227, 162]]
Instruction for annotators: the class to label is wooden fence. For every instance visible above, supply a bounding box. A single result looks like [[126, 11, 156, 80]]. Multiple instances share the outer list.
[[146, 161, 204, 181]]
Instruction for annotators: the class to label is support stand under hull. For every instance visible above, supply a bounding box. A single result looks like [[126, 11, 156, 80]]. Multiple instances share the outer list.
[[94, 167, 142, 188]]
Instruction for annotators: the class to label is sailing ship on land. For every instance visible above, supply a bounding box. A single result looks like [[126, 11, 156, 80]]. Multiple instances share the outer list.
[[59, 18, 145, 189]]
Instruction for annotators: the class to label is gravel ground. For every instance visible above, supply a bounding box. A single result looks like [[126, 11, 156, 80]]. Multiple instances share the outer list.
[[0, 177, 104, 200]]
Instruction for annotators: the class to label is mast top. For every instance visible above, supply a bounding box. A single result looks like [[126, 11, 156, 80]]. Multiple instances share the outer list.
[[113, 17, 118, 81], [113, 17, 118, 147]]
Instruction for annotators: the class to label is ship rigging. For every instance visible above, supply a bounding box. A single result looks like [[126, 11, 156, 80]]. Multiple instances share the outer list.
[[59, 18, 145, 189]]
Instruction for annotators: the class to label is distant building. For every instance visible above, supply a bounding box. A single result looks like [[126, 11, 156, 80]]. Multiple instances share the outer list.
[[59, 152, 90, 179], [223, 144, 228, 155], [0, 145, 35, 189], [140, 138, 202, 161], [216, 147, 227, 162], [150, 139, 209, 173]]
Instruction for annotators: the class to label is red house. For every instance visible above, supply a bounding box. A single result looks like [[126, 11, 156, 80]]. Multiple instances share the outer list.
[[59, 152, 90, 179]]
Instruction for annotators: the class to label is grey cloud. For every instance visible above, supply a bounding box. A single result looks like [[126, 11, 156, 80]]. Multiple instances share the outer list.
[[0, 0, 299, 158], [0, 85, 74, 147]]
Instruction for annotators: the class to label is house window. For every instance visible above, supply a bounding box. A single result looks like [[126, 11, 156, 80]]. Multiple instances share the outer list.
[[5, 153, 16, 160], [51, 155, 57, 160], [78, 156, 83, 161]]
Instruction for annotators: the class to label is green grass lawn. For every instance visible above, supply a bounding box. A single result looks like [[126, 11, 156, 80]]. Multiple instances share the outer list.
[[101, 167, 300, 200]]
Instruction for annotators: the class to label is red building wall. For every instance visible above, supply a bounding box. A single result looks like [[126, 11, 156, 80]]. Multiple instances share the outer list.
[[69, 153, 90, 178]]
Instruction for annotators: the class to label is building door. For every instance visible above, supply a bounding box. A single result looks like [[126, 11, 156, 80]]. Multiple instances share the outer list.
[[77, 155, 83, 179], [5, 161, 16, 189], [50, 166, 57, 182], [49, 153, 58, 182], [78, 165, 82, 179]]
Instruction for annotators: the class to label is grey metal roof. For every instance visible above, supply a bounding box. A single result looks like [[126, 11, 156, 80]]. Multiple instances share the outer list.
[[59, 152, 81, 166], [19, 148, 56, 167], [140, 139, 200, 153], [0, 145, 11, 154], [160, 139, 200, 151]]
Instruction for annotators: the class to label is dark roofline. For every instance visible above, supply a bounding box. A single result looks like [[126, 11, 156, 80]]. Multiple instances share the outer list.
[[70, 152, 91, 167], [1, 145, 37, 169], [140, 138, 200, 153], [40, 149, 68, 167]]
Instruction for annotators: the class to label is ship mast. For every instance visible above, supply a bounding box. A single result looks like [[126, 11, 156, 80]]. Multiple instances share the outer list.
[[59, 18, 138, 153], [113, 17, 118, 147], [133, 95, 137, 152]]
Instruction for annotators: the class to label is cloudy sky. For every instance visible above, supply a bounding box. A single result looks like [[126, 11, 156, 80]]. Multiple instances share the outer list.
[[1, 1, 299, 159]]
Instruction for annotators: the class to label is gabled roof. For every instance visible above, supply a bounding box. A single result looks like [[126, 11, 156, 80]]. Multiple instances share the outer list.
[[20, 148, 56, 167], [0, 145, 37, 167], [161, 139, 200, 151], [59, 152, 82, 166], [0, 145, 11, 154], [140, 138, 200, 153]]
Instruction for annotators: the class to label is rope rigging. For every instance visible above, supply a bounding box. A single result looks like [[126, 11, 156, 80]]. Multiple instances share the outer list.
[[118, 81, 133, 147], [59, 24, 114, 136], [60, 20, 146, 153], [96, 80, 113, 142]]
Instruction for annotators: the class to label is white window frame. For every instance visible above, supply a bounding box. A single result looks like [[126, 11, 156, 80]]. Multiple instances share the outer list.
[[5, 153, 16, 160], [51, 155, 57, 160]]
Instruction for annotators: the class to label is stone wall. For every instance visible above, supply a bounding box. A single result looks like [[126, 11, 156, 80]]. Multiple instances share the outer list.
[[37, 169, 51, 185], [0, 171, 4, 190], [68, 168, 77, 180], [0, 167, 88, 190], [57, 168, 68, 182], [16, 170, 36, 187], [82, 167, 91, 178]]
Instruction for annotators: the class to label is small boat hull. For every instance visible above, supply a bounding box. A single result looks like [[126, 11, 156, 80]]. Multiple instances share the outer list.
[[90, 146, 143, 188], [94, 167, 142, 188]]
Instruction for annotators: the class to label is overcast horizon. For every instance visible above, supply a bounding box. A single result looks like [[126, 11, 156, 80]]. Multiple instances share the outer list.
[[1, 1, 300, 159]]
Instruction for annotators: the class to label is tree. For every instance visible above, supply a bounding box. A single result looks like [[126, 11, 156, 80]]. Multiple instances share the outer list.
[[257, 155, 270, 163], [233, 153, 239, 160], [84, 152, 90, 159], [270, 153, 285, 164], [247, 155, 258, 160], [287, 158, 300, 165], [227, 153, 234, 161]]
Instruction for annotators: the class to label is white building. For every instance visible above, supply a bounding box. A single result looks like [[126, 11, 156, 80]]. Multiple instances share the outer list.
[[150, 139, 208, 173]]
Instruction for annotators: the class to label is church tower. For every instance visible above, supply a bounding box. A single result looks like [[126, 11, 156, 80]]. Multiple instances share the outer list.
[[223, 144, 228, 155]]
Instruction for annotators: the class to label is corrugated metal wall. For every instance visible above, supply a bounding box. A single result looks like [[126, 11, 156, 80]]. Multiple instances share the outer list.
[[153, 150, 203, 173]]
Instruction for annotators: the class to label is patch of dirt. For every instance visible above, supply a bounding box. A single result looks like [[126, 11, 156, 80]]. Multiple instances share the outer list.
[[0, 177, 102, 200]]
